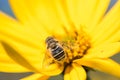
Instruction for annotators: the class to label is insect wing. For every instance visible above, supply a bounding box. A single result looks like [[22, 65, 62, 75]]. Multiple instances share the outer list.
[[42, 52, 54, 69]]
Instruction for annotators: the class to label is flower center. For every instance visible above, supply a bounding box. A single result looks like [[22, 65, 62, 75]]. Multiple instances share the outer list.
[[59, 29, 90, 64]]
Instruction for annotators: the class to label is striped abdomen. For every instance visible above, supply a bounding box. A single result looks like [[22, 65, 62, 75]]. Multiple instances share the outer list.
[[51, 46, 65, 61]]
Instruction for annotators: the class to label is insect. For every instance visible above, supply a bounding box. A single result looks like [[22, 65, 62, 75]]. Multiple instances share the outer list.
[[42, 36, 67, 68], [45, 36, 66, 63]]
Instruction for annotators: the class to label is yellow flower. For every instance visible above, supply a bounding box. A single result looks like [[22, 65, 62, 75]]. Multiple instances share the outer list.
[[0, 0, 120, 80]]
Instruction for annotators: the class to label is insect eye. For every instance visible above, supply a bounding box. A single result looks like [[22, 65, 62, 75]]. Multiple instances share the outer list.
[[45, 37, 53, 43]]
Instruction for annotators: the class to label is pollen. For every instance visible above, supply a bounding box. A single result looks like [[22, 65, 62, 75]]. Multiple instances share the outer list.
[[60, 29, 90, 64]]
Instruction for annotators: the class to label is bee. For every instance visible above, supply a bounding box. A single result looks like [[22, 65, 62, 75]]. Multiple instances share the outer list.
[[45, 36, 66, 63], [42, 36, 66, 69]]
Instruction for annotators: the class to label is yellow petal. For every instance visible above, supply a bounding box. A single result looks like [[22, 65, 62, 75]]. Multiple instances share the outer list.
[[64, 66, 71, 80], [1, 42, 40, 72], [9, 0, 32, 23], [0, 62, 29, 73], [1, 41, 63, 75], [51, 0, 76, 34], [52, 0, 110, 35], [75, 58, 120, 78], [84, 42, 120, 58], [0, 12, 49, 71], [0, 12, 48, 49], [9, 0, 66, 36], [66, 0, 109, 24], [21, 73, 49, 80], [64, 64, 86, 80], [42, 63, 64, 76], [0, 12, 48, 45], [87, 0, 110, 30], [9, 0, 51, 36], [69, 66, 80, 80], [92, 22, 120, 46], [102, 31, 120, 44], [1, 38, 46, 71], [0, 31, 45, 72], [91, 0, 120, 46], [68, 64, 86, 80], [9, 0, 39, 27], [72, 63, 86, 80], [0, 43, 30, 72]]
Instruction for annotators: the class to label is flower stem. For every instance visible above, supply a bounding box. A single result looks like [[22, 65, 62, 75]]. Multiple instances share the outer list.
[[87, 75, 91, 80]]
